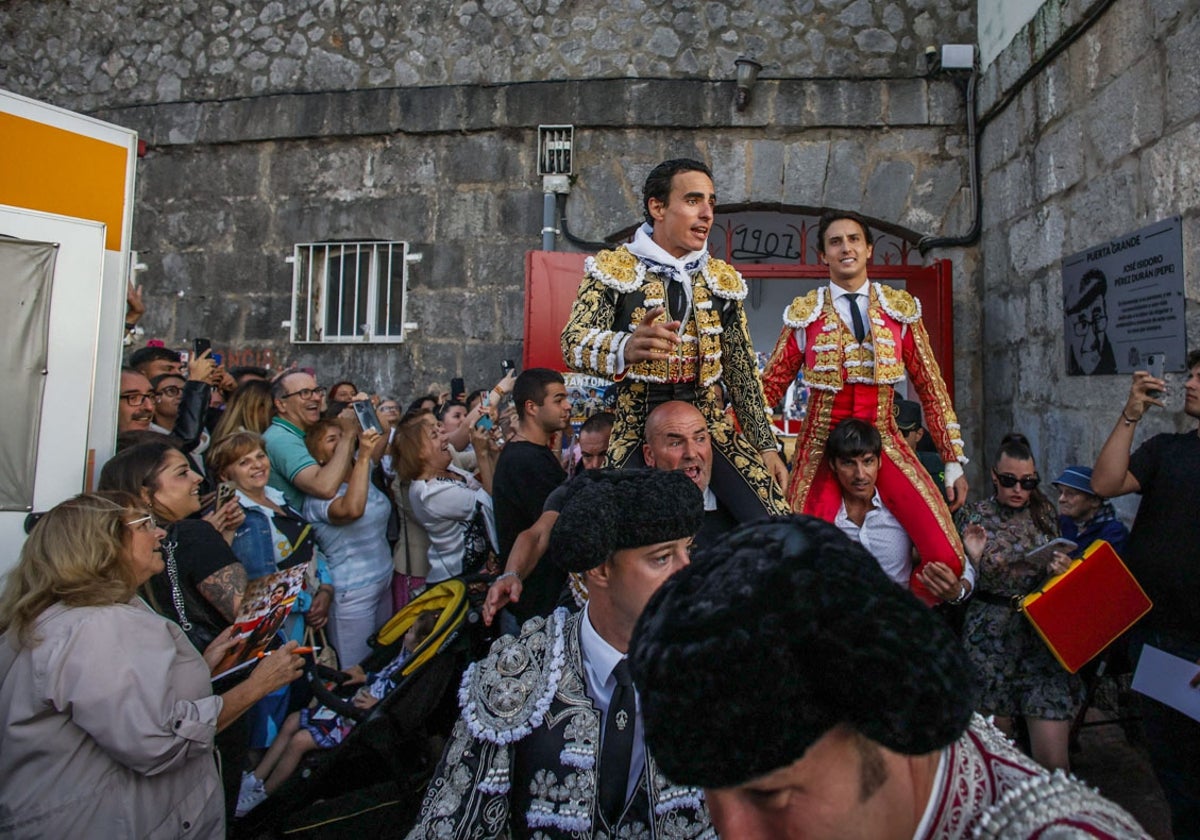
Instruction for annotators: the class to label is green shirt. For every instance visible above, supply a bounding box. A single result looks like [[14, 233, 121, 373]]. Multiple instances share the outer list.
[[262, 417, 317, 512]]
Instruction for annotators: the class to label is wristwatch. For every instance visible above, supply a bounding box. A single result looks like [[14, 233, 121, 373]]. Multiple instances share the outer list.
[[948, 580, 971, 605]]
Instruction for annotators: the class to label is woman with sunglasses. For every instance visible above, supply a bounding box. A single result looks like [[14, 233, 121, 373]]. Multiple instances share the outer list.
[[957, 432, 1077, 772], [0, 494, 302, 838]]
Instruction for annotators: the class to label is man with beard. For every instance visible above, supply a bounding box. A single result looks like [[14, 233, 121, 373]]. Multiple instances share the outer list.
[[118, 367, 157, 433]]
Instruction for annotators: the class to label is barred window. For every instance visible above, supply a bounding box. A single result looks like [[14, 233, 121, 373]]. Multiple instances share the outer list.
[[289, 241, 415, 343]]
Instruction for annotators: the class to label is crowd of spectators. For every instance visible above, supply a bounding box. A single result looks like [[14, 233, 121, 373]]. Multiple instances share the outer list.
[[2, 272, 1195, 838]]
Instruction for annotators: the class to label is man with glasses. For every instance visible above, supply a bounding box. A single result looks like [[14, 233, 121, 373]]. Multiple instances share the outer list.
[[118, 367, 158, 433], [263, 370, 357, 510]]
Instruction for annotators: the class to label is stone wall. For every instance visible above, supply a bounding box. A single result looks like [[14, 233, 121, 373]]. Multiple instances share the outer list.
[[2, 0, 972, 112], [977, 0, 1199, 514], [0, 0, 985, 467]]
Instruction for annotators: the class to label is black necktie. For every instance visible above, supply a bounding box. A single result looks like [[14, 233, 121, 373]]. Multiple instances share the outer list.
[[667, 278, 687, 324], [846, 292, 868, 343], [599, 659, 636, 827]]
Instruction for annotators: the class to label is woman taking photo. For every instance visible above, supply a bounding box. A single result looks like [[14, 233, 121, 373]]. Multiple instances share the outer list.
[[0, 494, 302, 837], [958, 433, 1076, 772], [98, 441, 247, 651], [301, 417, 391, 665], [394, 410, 499, 584], [207, 432, 334, 642]]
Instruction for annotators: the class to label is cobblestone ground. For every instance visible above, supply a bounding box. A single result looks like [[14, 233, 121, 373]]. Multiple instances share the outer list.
[[1071, 686, 1173, 840]]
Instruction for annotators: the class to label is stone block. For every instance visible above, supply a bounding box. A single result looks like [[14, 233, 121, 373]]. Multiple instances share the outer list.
[[862, 159, 914, 224], [884, 78, 929, 126], [748, 140, 786, 204], [822, 140, 866, 210], [1032, 114, 1084, 201], [707, 142, 748, 204], [772, 80, 813, 128], [496, 189, 544, 238], [1007, 204, 1066, 276], [984, 154, 1032, 226], [1063, 162, 1137, 244], [411, 243, 468, 290], [806, 78, 883, 127], [365, 137, 439, 191], [1085, 55, 1164, 167], [900, 159, 960, 232], [396, 85, 468, 134], [241, 293, 293, 342], [628, 80, 716, 127], [464, 240, 526, 289], [979, 102, 1022, 175], [1164, 11, 1200, 128], [782, 140, 830, 207], [444, 134, 525, 185], [1142, 121, 1200, 221]]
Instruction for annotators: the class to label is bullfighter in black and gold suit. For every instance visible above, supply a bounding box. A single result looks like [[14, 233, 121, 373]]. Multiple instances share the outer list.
[[560, 159, 789, 519]]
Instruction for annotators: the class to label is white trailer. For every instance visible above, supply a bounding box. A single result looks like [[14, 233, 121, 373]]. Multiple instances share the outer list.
[[0, 90, 138, 575]]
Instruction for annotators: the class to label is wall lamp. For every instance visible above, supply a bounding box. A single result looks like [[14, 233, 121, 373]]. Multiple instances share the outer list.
[[734, 57, 762, 111]]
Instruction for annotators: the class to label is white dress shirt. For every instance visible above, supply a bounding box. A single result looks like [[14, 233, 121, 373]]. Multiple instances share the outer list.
[[836, 490, 976, 592], [580, 603, 646, 803], [835, 489, 914, 587]]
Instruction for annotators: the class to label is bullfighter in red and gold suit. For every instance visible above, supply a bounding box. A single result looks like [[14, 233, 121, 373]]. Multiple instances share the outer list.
[[762, 212, 968, 603]]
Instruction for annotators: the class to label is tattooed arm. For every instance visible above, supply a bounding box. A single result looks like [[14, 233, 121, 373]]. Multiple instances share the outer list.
[[196, 562, 248, 623]]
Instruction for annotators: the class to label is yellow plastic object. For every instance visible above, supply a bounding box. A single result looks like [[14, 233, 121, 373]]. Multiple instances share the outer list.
[[374, 579, 470, 677]]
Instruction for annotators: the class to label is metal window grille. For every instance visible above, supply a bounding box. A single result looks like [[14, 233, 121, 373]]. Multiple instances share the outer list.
[[289, 241, 411, 343], [537, 125, 574, 176]]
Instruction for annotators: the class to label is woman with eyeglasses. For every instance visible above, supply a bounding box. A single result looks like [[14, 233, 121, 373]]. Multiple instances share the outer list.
[[957, 432, 1078, 773], [0, 494, 302, 838], [97, 441, 255, 817]]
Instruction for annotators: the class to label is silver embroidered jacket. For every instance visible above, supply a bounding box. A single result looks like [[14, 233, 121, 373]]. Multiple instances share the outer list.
[[921, 714, 1149, 838], [405, 609, 714, 840]]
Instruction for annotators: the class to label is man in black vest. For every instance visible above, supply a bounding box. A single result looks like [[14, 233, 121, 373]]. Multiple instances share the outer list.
[[406, 470, 712, 839]]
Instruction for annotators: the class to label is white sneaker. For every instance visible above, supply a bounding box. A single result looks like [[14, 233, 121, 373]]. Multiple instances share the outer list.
[[235, 772, 268, 818]]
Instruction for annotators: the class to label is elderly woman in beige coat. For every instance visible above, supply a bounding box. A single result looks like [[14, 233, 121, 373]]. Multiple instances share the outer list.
[[0, 494, 302, 838]]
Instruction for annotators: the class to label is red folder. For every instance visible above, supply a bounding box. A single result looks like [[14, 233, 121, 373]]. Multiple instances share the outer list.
[[1020, 540, 1152, 673]]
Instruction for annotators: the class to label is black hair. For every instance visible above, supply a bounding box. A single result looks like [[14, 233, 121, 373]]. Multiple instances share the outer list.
[[642, 158, 713, 225], [512, 368, 565, 420], [580, 411, 616, 435], [229, 365, 270, 381], [992, 432, 1057, 537], [436, 399, 468, 422], [1186, 349, 1200, 370], [826, 418, 882, 463], [1065, 268, 1108, 316], [128, 346, 181, 372], [406, 394, 438, 415], [150, 373, 185, 390], [816, 210, 874, 253]]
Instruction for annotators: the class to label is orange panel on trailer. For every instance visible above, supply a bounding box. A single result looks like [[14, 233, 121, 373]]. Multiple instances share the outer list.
[[0, 112, 130, 252]]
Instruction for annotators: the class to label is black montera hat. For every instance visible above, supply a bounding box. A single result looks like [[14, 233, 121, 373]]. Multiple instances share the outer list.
[[894, 398, 923, 432], [548, 469, 703, 574], [629, 515, 975, 789]]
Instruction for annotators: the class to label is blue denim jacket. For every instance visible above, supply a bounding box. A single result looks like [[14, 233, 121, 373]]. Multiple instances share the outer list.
[[231, 487, 332, 616]]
